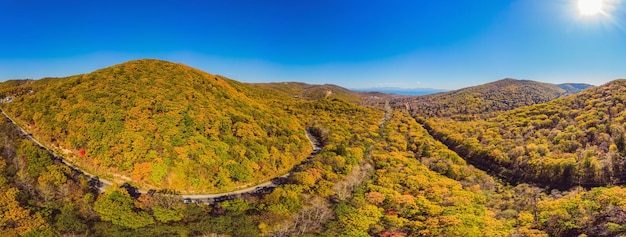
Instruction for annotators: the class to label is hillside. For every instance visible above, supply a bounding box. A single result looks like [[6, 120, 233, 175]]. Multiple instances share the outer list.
[[0, 84, 523, 236], [0, 59, 313, 193], [557, 83, 594, 94], [420, 79, 626, 189], [395, 78, 573, 120], [251, 81, 400, 109], [251, 82, 374, 102], [351, 87, 446, 96]]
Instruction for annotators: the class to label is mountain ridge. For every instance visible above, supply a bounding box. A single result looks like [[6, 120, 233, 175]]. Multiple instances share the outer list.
[[556, 82, 594, 94], [394, 78, 591, 120], [351, 87, 446, 96], [419, 78, 626, 190]]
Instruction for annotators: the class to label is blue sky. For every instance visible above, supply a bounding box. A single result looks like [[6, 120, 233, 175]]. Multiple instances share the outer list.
[[1, 0, 625, 90]]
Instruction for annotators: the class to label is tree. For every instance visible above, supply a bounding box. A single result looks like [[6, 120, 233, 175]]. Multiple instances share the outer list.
[[94, 186, 154, 229], [153, 206, 183, 223], [17, 141, 52, 178], [0, 187, 47, 236], [219, 198, 251, 213], [131, 162, 152, 181], [54, 205, 88, 234]]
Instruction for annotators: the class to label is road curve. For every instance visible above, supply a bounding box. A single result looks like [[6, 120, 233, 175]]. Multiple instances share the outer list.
[[1, 109, 322, 202], [181, 129, 322, 201]]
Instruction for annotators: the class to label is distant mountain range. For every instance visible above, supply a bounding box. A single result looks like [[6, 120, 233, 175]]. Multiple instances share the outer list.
[[351, 82, 593, 96], [351, 87, 447, 96], [556, 83, 594, 94]]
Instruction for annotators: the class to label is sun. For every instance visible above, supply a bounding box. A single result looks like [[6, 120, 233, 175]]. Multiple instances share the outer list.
[[578, 0, 604, 15]]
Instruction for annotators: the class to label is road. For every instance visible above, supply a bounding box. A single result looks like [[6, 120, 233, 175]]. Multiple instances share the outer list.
[[1, 109, 322, 203], [1, 110, 114, 192]]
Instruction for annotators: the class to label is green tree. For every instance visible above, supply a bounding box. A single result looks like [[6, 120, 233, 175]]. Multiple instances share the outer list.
[[153, 206, 183, 223], [94, 186, 154, 229], [54, 205, 88, 234]]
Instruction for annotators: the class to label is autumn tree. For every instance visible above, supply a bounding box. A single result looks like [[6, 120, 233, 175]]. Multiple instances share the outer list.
[[0, 187, 47, 236]]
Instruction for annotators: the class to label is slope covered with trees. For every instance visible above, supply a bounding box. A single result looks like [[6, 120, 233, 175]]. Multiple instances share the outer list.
[[418, 79, 626, 190], [0, 59, 312, 193], [395, 78, 584, 120], [323, 110, 515, 236], [557, 83, 594, 94], [0, 69, 394, 235], [252, 82, 360, 102], [5, 111, 626, 236], [2, 60, 623, 236]]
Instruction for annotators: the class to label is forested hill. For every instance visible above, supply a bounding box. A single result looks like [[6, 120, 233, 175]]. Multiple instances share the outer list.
[[251, 82, 358, 101], [421, 79, 626, 190], [394, 78, 587, 120], [251, 82, 401, 110], [557, 83, 594, 94], [0, 59, 313, 193]]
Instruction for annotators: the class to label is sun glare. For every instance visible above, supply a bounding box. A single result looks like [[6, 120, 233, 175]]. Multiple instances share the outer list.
[[578, 0, 604, 15]]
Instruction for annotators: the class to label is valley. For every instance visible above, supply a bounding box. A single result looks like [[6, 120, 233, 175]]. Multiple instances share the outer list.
[[1, 60, 626, 236]]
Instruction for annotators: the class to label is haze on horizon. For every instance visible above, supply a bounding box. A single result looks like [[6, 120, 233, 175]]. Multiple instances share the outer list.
[[1, 0, 625, 90]]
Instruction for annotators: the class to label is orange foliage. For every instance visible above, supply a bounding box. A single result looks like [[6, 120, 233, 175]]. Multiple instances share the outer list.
[[132, 162, 153, 181]]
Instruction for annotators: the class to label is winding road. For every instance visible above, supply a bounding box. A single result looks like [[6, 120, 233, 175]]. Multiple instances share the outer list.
[[1, 109, 322, 203]]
